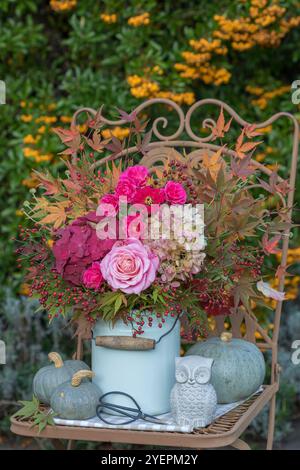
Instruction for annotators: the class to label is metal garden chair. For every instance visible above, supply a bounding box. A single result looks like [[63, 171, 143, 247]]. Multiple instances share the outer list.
[[11, 98, 299, 450]]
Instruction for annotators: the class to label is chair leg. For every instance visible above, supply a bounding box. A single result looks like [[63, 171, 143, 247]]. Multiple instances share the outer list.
[[231, 439, 251, 450], [267, 394, 276, 450], [67, 439, 74, 450]]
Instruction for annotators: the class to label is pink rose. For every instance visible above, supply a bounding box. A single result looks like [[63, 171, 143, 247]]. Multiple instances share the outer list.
[[115, 179, 137, 203], [164, 181, 187, 205], [120, 165, 149, 188], [83, 262, 103, 289], [100, 239, 159, 294], [99, 194, 119, 213]]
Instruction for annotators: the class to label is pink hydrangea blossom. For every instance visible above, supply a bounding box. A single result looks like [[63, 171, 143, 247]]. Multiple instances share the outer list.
[[100, 239, 159, 294], [52, 212, 115, 285], [120, 165, 149, 188], [83, 262, 103, 289], [164, 181, 187, 205]]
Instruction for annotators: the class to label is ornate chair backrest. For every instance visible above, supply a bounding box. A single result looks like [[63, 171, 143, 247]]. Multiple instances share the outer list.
[[72, 98, 299, 385]]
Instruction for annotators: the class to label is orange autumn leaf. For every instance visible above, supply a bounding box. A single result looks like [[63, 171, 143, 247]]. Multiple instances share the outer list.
[[211, 108, 233, 141], [105, 160, 123, 189], [202, 147, 225, 181], [235, 129, 262, 159], [39, 201, 70, 229]]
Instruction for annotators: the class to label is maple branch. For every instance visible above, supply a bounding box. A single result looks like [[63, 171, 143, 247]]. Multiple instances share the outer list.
[[242, 184, 286, 207]]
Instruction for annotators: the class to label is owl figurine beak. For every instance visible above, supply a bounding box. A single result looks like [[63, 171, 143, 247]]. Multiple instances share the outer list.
[[188, 379, 196, 385]]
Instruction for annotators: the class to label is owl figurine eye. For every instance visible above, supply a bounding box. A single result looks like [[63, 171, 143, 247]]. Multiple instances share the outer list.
[[176, 367, 188, 383], [194, 366, 210, 384]]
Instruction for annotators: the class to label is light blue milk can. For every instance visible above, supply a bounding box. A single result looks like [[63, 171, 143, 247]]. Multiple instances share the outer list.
[[92, 315, 180, 415]]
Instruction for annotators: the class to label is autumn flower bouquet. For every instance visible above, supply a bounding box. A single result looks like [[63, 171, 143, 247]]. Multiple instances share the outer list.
[[18, 107, 292, 341]]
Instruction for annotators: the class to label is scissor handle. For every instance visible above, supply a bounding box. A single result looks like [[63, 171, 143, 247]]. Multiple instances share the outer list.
[[100, 391, 141, 411], [97, 391, 142, 424]]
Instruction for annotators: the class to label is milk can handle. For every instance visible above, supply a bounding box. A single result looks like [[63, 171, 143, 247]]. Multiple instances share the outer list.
[[94, 313, 180, 351]]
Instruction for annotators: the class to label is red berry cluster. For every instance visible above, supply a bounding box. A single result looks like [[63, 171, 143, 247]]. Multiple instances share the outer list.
[[29, 271, 100, 322], [127, 301, 182, 337], [192, 278, 234, 316], [15, 226, 49, 269]]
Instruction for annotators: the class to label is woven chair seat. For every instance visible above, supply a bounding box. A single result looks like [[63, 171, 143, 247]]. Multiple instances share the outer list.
[[10, 384, 277, 450]]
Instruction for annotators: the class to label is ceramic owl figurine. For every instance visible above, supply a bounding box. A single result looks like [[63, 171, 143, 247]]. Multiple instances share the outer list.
[[170, 355, 217, 428]]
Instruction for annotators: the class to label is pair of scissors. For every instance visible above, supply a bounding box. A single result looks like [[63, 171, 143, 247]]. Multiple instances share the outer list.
[[96, 391, 169, 425]]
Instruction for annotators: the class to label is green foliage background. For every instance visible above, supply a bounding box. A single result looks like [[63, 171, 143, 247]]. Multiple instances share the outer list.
[[0, 0, 300, 447]]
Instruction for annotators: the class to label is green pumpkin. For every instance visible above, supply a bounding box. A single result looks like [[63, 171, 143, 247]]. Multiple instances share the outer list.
[[64, 359, 90, 374], [50, 370, 101, 420], [33, 352, 90, 405], [186, 332, 266, 404]]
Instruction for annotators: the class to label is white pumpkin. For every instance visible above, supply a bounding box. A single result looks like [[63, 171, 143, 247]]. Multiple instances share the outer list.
[[186, 332, 266, 404]]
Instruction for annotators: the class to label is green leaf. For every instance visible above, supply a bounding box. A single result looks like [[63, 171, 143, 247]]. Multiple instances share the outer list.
[[12, 396, 55, 433], [114, 294, 123, 314], [153, 289, 158, 303], [12, 396, 39, 420], [157, 294, 167, 305]]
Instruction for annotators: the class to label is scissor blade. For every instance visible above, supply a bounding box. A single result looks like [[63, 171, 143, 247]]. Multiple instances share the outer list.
[[143, 416, 169, 425]]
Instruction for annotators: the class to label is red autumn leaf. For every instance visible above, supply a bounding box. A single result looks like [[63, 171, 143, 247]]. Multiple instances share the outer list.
[[105, 134, 124, 156], [117, 108, 137, 122], [64, 159, 80, 182], [231, 154, 256, 179], [244, 124, 263, 139], [53, 126, 81, 155], [262, 233, 281, 255], [52, 127, 80, 145], [26, 265, 39, 281], [257, 170, 289, 196], [87, 107, 104, 130], [275, 179, 291, 196], [132, 116, 149, 134], [137, 130, 152, 155], [275, 264, 293, 279], [84, 130, 108, 152], [33, 171, 60, 195], [63, 179, 82, 193]]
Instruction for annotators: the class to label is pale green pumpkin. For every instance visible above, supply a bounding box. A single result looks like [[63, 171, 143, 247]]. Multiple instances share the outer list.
[[33, 352, 90, 405], [64, 359, 90, 374], [50, 370, 101, 420], [186, 332, 266, 404]]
